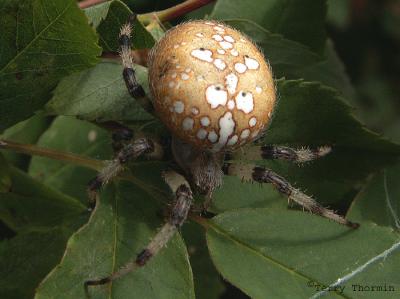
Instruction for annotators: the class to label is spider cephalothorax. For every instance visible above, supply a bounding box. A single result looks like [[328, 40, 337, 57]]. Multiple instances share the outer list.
[[85, 15, 359, 295]]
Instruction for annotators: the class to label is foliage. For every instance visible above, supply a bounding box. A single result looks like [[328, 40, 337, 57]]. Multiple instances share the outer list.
[[0, 0, 399, 299]]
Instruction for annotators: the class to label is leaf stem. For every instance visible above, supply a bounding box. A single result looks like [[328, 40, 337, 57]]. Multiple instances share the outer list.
[[138, 0, 215, 25], [189, 213, 211, 229], [0, 139, 104, 171]]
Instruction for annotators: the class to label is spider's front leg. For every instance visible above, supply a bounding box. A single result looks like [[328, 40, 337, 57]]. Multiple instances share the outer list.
[[84, 170, 193, 296], [119, 13, 153, 113], [227, 146, 359, 228], [87, 137, 161, 206]]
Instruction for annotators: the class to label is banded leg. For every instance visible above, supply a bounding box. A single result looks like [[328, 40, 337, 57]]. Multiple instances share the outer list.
[[261, 145, 331, 163], [236, 145, 331, 164], [84, 170, 193, 295], [87, 137, 156, 204], [119, 14, 153, 113], [226, 163, 359, 228], [111, 126, 134, 152]]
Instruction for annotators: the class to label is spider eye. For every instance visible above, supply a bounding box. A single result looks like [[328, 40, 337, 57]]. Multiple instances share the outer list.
[[148, 20, 276, 152]]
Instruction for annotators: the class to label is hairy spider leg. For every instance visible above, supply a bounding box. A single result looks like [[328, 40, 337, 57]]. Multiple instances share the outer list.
[[226, 162, 359, 229], [234, 144, 332, 164], [260, 145, 332, 163], [87, 137, 156, 205], [119, 14, 154, 113], [84, 170, 193, 296]]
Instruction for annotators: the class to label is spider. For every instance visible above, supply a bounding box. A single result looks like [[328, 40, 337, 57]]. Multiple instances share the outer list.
[[84, 14, 359, 294]]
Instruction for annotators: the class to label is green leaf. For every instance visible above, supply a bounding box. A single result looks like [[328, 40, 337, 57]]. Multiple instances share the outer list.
[[182, 222, 225, 299], [268, 80, 398, 151], [236, 80, 399, 207], [44, 61, 153, 122], [347, 161, 400, 230], [0, 153, 11, 193], [223, 20, 355, 99], [84, 0, 155, 51], [0, 114, 51, 170], [35, 180, 195, 299], [215, 80, 399, 212], [0, 166, 86, 232], [211, 0, 327, 54], [0, 228, 77, 299], [29, 116, 113, 203], [0, 0, 101, 131], [212, 175, 286, 212], [206, 209, 400, 298]]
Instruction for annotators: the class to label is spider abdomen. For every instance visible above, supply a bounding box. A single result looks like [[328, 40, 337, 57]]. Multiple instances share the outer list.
[[148, 20, 276, 152]]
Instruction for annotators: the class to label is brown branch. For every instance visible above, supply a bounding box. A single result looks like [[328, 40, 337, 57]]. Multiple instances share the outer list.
[[0, 139, 104, 171], [139, 0, 216, 24], [78, 0, 109, 9]]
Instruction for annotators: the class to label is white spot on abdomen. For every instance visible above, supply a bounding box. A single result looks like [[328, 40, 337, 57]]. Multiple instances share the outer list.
[[224, 35, 235, 42], [173, 101, 184, 113], [206, 85, 228, 109], [230, 49, 239, 56], [191, 107, 199, 115], [256, 86, 262, 93], [182, 117, 194, 130], [244, 56, 260, 69], [200, 116, 210, 127], [213, 112, 235, 151], [197, 129, 207, 139], [213, 59, 226, 70], [191, 49, 213, 62], [234, 63, 247, 73], [225, 73, 238, 94], [235, 91, 254, 114], [240, 129, 250, 139], [181, 73, 190, 80], [208, 131, 218, 143], [196, 33, 204, 38], [212, 34, 223, 41], [217, 49, 225, 54], [249, 117, 257, 127], [219, 41, 233, 49], [227, 135, 238, 146]]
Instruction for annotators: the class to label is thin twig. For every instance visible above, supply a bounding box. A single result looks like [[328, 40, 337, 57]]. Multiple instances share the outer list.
[[0, 139, 104, 171], [139, 0, 216, 24], [0, 139, 170, 202], [78, 0, 109, 9]]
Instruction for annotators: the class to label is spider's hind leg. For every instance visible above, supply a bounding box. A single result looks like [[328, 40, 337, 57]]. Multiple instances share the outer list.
[[84, 170, 193, 295], [119, 14, 153, 113], [226, 163, 359, 229]]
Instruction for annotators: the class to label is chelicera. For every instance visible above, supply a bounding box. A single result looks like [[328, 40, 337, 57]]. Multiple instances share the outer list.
[[84, 15, 359, 294]]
